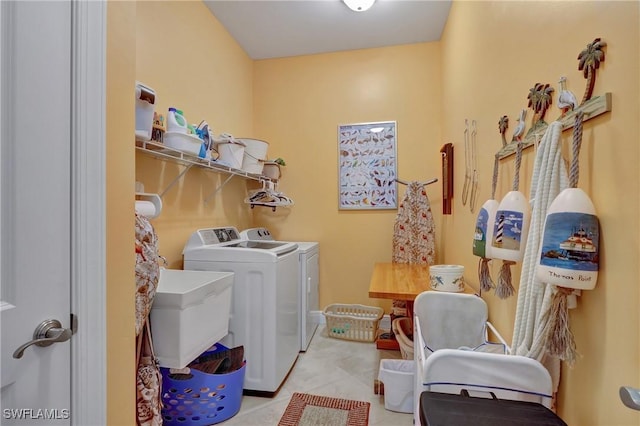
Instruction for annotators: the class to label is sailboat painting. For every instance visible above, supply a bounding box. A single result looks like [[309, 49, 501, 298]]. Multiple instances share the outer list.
[[491, 210, 524, 251], [539, 212, 599, 272]]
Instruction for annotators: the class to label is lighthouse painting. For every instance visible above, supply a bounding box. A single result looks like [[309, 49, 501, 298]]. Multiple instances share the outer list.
[[492, 210, 524, 251]]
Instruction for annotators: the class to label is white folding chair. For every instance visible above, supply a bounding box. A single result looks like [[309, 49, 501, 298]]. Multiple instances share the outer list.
[[413, 291, 510, 422], [416, 348, 553, 424]]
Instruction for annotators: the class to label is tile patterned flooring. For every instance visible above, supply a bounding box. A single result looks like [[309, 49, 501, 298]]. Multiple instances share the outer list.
[[224, 324, 414, 425]]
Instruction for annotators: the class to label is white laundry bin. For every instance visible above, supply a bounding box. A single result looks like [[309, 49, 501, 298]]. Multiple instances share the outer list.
[[378, 359, 415, 413]]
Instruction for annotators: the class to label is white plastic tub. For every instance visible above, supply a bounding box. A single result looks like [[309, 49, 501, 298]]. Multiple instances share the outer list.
[[150, 269, 234, 369], [237, 138, 268, 174], [379, 359, 415, 413], [164, 131, 205, 157]]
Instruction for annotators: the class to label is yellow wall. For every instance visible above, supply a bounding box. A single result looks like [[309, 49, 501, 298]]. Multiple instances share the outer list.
[[135, 1, 256, 268], [107, 0, 640, 424], [106, 2, 136, 425], [439, 2, 639, 425], [254, 44, 443, 311], [253, 2, 639, 424]]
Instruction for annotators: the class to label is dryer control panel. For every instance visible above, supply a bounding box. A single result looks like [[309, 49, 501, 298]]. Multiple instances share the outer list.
[[241, 227, 273, 241]]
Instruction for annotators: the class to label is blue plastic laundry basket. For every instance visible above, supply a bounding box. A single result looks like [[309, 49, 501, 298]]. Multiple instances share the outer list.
[[160, 344, 245, 425]]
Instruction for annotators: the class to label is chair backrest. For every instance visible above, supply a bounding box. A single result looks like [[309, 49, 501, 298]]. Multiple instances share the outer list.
[[414, 291, 487, 352], [422, 348, 553, 407]]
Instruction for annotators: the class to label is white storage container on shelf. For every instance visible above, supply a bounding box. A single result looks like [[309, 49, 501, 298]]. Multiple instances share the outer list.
[[150, 268, 234, 369], [135, 82, 156, 141], [237, 138, 268, 175], [164, 131, 206, 158]]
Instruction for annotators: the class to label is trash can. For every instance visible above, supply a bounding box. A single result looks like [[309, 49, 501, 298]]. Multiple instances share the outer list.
[[378, 359, 415, 413]]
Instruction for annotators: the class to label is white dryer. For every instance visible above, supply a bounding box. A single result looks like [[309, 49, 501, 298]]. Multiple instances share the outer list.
[[183, 227, 299, 395], [241, 228, 319, 351]]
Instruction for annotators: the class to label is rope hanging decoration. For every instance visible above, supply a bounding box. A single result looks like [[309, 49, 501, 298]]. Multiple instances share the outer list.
[[496, 140, 522, 298], [473, 116, 510, 294], [537, 110, 600, 365], [492, 109, 531, 299], [473, 154, 502, 293]]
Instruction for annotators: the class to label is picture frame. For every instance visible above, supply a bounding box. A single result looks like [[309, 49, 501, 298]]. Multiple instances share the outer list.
[[338, 121, 397, 210]]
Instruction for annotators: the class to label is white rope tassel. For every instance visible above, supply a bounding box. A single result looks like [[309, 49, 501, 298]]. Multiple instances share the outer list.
[[496, 260, 516, 299]]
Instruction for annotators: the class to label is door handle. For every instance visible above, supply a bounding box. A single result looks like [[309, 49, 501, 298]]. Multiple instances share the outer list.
[[13, 319, 72, 359], [620, 386, 640, 411]]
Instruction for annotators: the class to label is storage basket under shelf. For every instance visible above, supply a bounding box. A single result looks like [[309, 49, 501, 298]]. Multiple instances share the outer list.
[[323, 304, 384, 342]]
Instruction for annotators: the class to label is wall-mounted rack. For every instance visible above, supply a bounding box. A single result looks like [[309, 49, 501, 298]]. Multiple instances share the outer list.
[[497, 92, 612, 160], [135, 139, 274, 200]]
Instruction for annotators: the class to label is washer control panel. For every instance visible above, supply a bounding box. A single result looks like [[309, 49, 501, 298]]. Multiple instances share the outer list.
[[198, 227, 240, 245]]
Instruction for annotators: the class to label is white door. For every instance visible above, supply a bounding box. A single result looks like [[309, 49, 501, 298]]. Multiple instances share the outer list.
[[1, 2, 73, 423]]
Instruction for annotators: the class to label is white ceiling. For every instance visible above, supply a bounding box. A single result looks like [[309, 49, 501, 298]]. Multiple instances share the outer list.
[[204, 0, 452, 60]]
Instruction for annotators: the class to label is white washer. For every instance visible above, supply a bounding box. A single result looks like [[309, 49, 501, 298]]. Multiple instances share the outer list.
[[241, 228, 319, 351], [183, 227, 299, 394]]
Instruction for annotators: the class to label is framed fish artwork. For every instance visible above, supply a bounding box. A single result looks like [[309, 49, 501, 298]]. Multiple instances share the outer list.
[[338, 121, 397, 210]]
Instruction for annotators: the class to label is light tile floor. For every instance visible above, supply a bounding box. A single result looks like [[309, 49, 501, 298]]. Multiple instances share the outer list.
[[224, 324, 414, 425]]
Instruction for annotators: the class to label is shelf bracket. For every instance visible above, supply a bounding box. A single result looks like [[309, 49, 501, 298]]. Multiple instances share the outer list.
[[204, 174, 235, 205], [159, 164, 193, 198]]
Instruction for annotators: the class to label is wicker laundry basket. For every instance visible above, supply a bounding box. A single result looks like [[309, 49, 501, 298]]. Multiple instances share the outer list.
[[392, 317, 414, 360], [323, 304, 384, 342]]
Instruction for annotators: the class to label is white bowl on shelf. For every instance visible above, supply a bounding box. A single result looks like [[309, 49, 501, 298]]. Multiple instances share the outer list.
[[164, 131, 205, 157]]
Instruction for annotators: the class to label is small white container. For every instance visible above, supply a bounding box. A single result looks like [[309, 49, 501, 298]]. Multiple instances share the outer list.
[[237, 138, 268, 174], [429, 265, 465, 292], [215, 141, 245, 169], [262, 161, 281, 180], [378, 359, 415, 413], [164, 131, 204, 157], [150, 269, 234, 369], [135, 82, 156, 141]]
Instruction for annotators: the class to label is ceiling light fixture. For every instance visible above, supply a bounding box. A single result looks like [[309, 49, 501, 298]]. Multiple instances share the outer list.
[[343, 0, 376, 12]]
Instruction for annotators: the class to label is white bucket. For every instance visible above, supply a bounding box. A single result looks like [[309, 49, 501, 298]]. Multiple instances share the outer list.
[[215, 142, 245, 169], [238, 138, 268, 174], [429, 265, 465, 292]]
